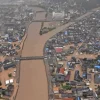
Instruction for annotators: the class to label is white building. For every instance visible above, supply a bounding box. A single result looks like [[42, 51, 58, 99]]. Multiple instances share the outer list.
[[5, 80, 9, 85], [52, 11, 65, 20], [10, 79, 14, 84]]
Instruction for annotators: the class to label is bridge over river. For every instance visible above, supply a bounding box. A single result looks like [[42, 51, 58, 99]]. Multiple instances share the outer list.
[[15, 56, 45, 60], [32, 19, 64, 22]]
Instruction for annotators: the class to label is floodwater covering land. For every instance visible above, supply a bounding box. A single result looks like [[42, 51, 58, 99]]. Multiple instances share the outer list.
[[16, 6, 74, 100], [16, 6, 100, 100]]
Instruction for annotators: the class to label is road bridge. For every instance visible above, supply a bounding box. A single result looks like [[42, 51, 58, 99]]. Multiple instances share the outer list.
[[32, 19, 64, 22], [15, 56, 45, 60]]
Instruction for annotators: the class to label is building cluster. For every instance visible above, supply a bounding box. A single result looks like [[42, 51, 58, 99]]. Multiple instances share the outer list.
[[0, 58, 16, 99], [0, 4, 35, 57], [44, 10, 100, 100], [42, 0, 86, 21], [0, 84, 14, 99], [0, 3, 35, 100], [45, 0, 100, 11]]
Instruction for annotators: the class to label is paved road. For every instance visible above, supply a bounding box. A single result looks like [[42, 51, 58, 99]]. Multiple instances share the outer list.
[[16, 6, 100, 100]]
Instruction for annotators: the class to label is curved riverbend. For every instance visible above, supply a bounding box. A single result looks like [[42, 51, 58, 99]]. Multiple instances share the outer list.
[[16, 7, 100, 100]]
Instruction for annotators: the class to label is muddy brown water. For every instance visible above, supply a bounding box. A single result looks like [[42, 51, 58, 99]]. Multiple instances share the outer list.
[[16, 8, 72, 100], [16, 6, 100, 100], [16, 8, 48, 100]]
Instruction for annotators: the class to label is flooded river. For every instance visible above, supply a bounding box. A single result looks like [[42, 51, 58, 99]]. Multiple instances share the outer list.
[[16, 6, 100, 100], [16, 8, 48, 100], [16, 6, 73, 100]]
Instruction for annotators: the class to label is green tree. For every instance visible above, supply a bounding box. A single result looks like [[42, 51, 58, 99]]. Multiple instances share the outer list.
[[62, 83, 72, 90], [98, 85, 100, 90], [83, 93, 87, 98], [8, 73, 12, 78], [0, 81, 2, 86]]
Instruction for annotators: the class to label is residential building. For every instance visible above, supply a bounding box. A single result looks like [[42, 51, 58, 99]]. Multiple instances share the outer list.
[[52, 11, 65, 20]]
